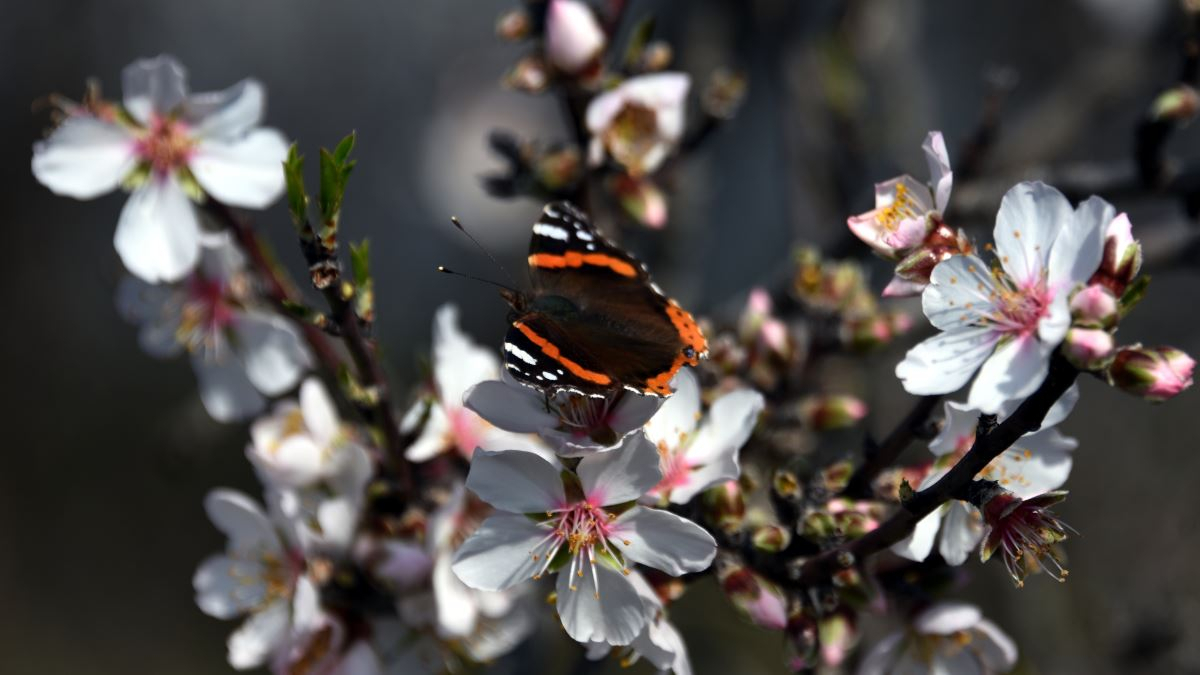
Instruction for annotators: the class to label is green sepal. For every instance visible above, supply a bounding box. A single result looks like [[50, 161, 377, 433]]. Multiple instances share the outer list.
[[1118, 275, 1150, 318]]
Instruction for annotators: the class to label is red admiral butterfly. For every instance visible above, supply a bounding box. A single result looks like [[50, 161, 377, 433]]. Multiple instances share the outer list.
[[499, 201, 707, 398]]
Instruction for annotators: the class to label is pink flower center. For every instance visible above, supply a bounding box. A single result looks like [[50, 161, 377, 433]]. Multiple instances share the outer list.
[[134, 114, 195, 176], [529, 501, 630, 598], [177, 274, 235, 354], [984, 274, 1052, 336], [652, 440, 692, 495]]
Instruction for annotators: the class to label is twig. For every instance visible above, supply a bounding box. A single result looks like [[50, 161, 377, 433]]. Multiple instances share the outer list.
[[789, 354, 1079, 588], [840, 395, 942, 499]]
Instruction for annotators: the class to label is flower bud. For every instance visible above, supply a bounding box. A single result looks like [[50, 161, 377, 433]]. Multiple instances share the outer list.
[[640, 41, 673, 71], [1069, 284, 1119, 328], [751, 523, 791, 553], [1092, 213, 1142, 293], [717, 558, 788, 630], [1108, 345, 1196, 402], [1062, 327, 1115, 370], [534, 145, 582, 191], [701, 480, 745, 533], [504, 55, 550, 93], [1151, 84, 1200, 122], [611, 174, 667, 228], [784, 610, 819, 671], [495, 8, 532, 41], [798, 395, 867, 432], [818, 612, 857, 668], [544, 0, 606, 76]]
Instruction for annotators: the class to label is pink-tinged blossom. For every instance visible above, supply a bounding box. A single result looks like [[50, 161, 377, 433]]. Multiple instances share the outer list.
[[116, 236, 309, 422], [32, 55, 289, 282], [402, 305, 550, 462], [544, 0, 606, 76], [1091, 212, 1142, 293], [1062, 328, 1115, 369], [587, 73, 690, 176], [857, 603, 1017, 675], [1069, 283, 1119, 327], [465, 371, 664, 456], [1108, 345, 1195, 402], [642, 369, 764, 505], [896, 182, 1114, 414], [847, 131, 952, 260], [892, 389, 1077, 566], [717, 558, 788, 631], [450, 441, 716, 646], [980, 491, 1074, 586], [193, 489, 305, 670]]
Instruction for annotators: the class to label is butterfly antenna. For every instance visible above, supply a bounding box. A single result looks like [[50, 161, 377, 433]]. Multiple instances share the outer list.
[[449, 216, 520, 289], [436, 266, 516, 293]]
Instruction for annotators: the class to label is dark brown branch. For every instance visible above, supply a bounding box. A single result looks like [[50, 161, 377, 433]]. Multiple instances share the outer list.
[[841, 395, 942, 499], [790, 355, 1078, 588]]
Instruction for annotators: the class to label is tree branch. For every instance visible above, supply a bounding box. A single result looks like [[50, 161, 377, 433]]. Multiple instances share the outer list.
[[841, 394, 942, 499]]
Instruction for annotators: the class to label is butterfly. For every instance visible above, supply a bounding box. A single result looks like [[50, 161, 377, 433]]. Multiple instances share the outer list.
[[499, 201, 707, 398]]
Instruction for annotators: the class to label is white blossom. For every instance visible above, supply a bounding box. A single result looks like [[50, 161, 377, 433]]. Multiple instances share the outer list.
[[857, 603, 1017, 675]]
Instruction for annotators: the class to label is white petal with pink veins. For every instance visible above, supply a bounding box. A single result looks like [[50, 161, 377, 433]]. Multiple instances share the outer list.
[[451, 513, 549, 592], [968, 334, 1053, 414], [1048, 195, 1112, 289], [32, 116, 136, 199], [577, 434, 661, 505], [610, 507, 716, 575], [191, 128, 289, 208], [466, 448, 566, 513], [556, 561, 646, 646], [114, 176, 203, 283], [994, 182, 1071, 287], [922, 255, 999, 331], [896, 327, 1000, 396]]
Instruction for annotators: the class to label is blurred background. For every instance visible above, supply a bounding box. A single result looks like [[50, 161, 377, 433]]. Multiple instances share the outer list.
[[4, 0, 1200, 673]]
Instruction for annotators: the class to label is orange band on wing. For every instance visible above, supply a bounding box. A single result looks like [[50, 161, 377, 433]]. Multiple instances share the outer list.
[[514, 321, 613, 386], [528, 252, 638, 278], [665, 300, 708, 359], [643, 354, 689, 396]]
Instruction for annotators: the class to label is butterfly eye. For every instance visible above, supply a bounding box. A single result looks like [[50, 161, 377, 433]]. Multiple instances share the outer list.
[[683, 346, 695, 359]]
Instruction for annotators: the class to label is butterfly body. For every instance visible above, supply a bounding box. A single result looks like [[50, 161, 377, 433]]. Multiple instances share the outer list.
[[501, 201, 707, 398]]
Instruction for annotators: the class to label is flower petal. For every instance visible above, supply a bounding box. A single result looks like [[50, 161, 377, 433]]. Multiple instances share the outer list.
[[432, 304, 500, 412], [914, 602, 982, 635], [297, 378, 338, 445], [923, 131, 953, 213], [855, 632, 904, 675], [890, 507, 942, 562], [937, 501, 983, 566], [610, 507, 716, 575], [466, 448, 566, 513], [668, 451, 739, 505], [928, 401, 979, 457], [32, 116, 136, 199], [1048, 195, 1112, 289], [203, 488, 281, 552], [115, 276, 186, 358], [1037, 294, 1071, 345], [404, 404, 450, 462], [193, 554, 269, 618], [922, 255, 999, 331], [895, 327, 1000, 396], [193, 350, 266, 422], [984, 428, 1075, 498], [187, 79, 266, 139], [994, 181, 1072, 286], [556, 561, 647, 646], [577, 433, 661, 505], [972, 620, 1019, 670], [227, 598, 291, 670], [686, 388, 764, 465], [464, 378, 558, 433], [642, 368, 701, 448], [123, 55, 189, 125], [609, 390, 668, 436], [114, 177, 203, 283], [967, 335, 1052, 414], [1038, 383, 1079, 430], [235, 311, 309, 396], [451, 513, 548, 592], [191, 128, 289, 209], [433, 554, 479, 638]]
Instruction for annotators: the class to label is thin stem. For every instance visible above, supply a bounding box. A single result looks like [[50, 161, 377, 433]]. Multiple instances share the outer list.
[[841, 394, 942, 499]]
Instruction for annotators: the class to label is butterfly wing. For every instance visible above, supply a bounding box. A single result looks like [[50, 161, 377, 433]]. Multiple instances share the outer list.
[[509, 201, 707, 396]]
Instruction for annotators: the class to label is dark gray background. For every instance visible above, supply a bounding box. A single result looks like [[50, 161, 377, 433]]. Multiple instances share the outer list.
[[3, 0, 1199, 673]]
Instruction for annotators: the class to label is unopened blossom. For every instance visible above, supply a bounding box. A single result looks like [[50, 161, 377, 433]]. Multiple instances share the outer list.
[[848, 131, 953, 260], [586, 571, 693, 675], [451, 441, 716, 645], [739, 287, 790, 356], [544, 0, 606, 76], [643, 368, 764, 504], [33, 55, 288, 282], [716, 557, 788, 631], [465, 371, 663, 456], [893, 389, 1077, 565], [611, 173, 668, 228], [857, 602, 1017, 675], [797, 394, 867, 432], [980, 491, 1074, 586], [193, 489, 304, 670], [896, 182, 1115, 414], [1091, 212, 1141, 293], [1069, 283, 1119, 328], [1108, 345, 1195, 402], [1062, 327, 1115, 370], [587, 73, 690, 176], [117, 236, 309, 422], [403, 305, 549, 462]]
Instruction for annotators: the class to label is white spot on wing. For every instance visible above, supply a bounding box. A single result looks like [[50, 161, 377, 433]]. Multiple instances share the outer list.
[[541, 371, 558, 381], [504, 342, 538, 365], [576, 230, 594, 241], [533, 223, 570, 241]]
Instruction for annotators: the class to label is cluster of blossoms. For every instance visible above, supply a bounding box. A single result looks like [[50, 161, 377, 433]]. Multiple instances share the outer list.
[[29, 4, 1199, 672]]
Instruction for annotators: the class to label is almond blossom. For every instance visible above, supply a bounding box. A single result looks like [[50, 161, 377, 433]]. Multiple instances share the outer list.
[[856, 603, 1017, 675], [32, 55, 289, 282], [642, 368, 764, 504], [586, 73, 690, 176], [116, 236, 309, 422], [586, 571, 693, 675], [896, 181, 1114, 413], [402, 304, 549, 462], [450, 440, 716, 645], [892, 388, 1078, 565]]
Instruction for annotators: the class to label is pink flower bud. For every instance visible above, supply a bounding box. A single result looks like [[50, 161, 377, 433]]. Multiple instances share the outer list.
[[701, 480, 745, 533], [1109, 345, 1196, 402], [717, 559, 788, 630], [1062, 327, 1115, 370], [495, 8, 532, 41], [1069, 284, 1119, 328], [544, 0, 606, 75], [611, 174, 667, 228], [751, 524, 791, 553], [1093, 213, 1142, 293], [798, 395, 867, 432]]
